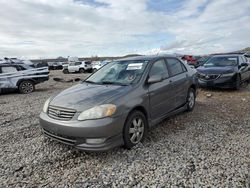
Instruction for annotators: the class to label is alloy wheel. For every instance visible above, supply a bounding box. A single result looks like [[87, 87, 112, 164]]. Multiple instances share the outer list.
[[188, 91, 195, 109], [129, 117, 144, 144]]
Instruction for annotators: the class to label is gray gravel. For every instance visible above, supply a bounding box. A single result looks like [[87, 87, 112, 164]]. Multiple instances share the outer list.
[[0, 70, 249, 187]]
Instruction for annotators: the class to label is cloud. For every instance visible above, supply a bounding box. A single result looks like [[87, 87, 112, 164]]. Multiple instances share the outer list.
[[0, 0, 249, 58]]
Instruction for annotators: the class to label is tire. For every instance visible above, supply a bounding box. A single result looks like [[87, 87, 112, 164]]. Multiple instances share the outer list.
[[186, 88, 196, 111], [18, 80, 35, 94], [123, 111, 147, 149], [234, 74, 241, 90], [79, 68, 85, 73], [93, 68, 97, 73], [63, 69, 69, 74]]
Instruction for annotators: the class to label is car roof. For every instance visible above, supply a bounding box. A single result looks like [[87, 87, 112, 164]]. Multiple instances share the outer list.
[[117, 54, 177, 61], [0, 63, 24, 66]]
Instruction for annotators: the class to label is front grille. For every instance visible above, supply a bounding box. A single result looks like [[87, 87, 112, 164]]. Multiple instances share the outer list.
[[48, 105, 76, 121], [198, 73, 220, 81]]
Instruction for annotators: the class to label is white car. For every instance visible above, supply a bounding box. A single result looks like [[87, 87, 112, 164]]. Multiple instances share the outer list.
[[92, 60, 111, 72], [63, 61, 92, 74]]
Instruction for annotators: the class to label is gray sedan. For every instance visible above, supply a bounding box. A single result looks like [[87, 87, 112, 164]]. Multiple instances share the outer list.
[[40, 55, 198, 151]]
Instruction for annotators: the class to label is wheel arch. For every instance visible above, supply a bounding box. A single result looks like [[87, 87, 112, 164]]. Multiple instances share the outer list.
[[125, 105, 149, 126], [16, 79, 35, 87]]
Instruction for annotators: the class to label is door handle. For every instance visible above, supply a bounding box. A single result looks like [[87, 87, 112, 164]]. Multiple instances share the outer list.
[[169, 80, 173, 83]]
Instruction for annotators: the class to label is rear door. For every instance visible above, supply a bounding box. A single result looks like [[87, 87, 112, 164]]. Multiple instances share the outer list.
[[165, 58, 189, 108], [68, 62, 76, 72], [0, 65, 19, 89], [148, 59, 175, 120]]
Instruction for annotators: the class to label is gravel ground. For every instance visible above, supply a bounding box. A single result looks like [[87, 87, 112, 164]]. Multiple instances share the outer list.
[[0, 70, 249, 187]]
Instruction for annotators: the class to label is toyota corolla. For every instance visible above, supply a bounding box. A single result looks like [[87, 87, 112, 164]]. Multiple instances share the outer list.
[[40, 55, 198, 151]]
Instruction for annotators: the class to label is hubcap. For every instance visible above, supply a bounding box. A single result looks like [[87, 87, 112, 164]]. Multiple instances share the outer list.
[[129, 117, 144, 144], [188, 91, 195, 108], [21, 82, 33, 93]]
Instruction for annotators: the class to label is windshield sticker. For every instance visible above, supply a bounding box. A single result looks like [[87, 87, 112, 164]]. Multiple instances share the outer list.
[[228, 58, 237, 61], [127, 63, 143, 70]]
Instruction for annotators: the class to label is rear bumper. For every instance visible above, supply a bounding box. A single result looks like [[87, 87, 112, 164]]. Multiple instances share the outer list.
[[39, 112, 126, 151]]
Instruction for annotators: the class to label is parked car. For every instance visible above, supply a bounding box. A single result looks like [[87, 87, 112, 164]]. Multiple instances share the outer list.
[[0, 63, 49, 94], [63, 61, 92, 74], [182, 55, 198, 67], [48, 62, 63, 70], [197, 54, 250, 89], [40, 55, 198, 151], [92, 60, 111, 72], [196, 56, 211, 67]]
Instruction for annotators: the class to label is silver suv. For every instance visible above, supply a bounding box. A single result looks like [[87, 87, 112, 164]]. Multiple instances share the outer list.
[[0, 63, 49, 94]]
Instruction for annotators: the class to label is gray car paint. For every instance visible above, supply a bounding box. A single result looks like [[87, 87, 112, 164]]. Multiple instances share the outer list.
[[39, 55, 197, 151]]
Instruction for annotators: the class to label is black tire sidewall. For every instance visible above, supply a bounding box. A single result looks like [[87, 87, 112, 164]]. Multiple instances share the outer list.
[[187, 88, 196, 111], [123, 111, 147, 149], [19, 80, 34, 94], [79, 69, 85, 73], [235, 74, 241, 90]]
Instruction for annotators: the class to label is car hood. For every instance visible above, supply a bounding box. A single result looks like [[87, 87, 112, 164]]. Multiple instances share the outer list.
[[197, 66, 236, 74], [50, 83, 131, 112]]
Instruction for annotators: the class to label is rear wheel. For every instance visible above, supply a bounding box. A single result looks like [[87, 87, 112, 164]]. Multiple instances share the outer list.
[[79, 68, 85, 73], [18, 80, 35, 94], [186, 88, 196, 111], [63, 69, 69, 74], [123, 111, 147, 149]]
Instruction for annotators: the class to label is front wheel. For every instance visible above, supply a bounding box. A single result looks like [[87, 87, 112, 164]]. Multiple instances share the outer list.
[[18, 80, 35, 94], [123, 111, 147, 149], [186, 88, 196, 111], [234, 75, 241, 90]]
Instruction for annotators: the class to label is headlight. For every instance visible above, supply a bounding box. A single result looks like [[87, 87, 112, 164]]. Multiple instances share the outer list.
[[43, 98, 51, 113], [78, 104, 116, 121], [220, 73, 235, 77]]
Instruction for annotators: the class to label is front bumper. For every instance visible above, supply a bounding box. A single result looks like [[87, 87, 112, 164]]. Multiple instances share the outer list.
[[198, 75, 237, 88], [39, 112, 126, 151]]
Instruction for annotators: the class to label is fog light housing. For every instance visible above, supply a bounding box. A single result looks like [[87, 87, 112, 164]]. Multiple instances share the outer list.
[[86, 138, 106, 144]]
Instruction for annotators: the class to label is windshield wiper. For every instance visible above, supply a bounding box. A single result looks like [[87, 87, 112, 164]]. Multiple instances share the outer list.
[[100, 81, 129, 86], [84, 80, 97, 84]]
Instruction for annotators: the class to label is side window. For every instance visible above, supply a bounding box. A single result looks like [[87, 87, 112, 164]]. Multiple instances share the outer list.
[[75, 62, 81, 66], [69, 62, 75, 66], [244, 57, 248, 62], [1, 66, 18, 73], [166, 58, 185, 76], [239, 57, 243, 64], [149, 59, 169, 78], [241, 56, 246, 63]]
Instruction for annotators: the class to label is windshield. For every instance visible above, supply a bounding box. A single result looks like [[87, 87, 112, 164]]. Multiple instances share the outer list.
[[204, 56, 238, 67], [85, 60, 149, 85]]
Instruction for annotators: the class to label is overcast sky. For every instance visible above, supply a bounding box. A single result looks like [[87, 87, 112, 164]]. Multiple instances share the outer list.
[[0, 0, 249, 59]]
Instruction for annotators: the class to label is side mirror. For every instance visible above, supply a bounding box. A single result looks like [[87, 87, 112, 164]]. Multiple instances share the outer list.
[[147, 75, 163, 84], [240, 63, 248, 67]]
